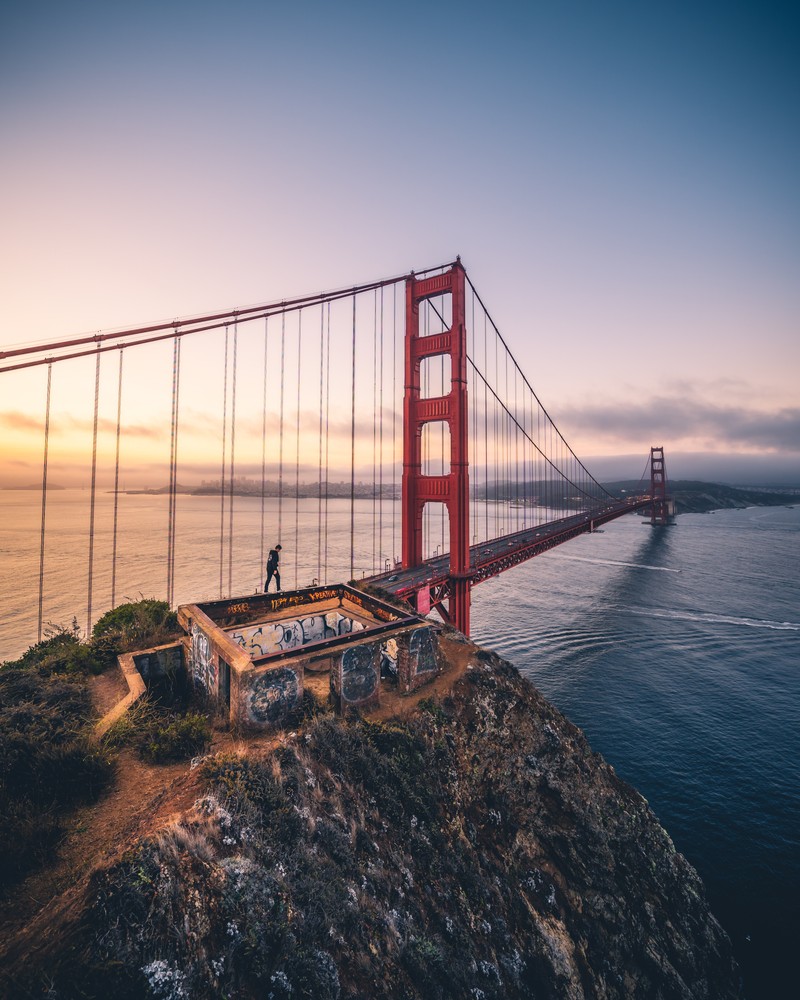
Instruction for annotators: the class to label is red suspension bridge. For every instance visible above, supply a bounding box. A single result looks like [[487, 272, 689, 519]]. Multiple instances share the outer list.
[[0, 258, 671, 644]]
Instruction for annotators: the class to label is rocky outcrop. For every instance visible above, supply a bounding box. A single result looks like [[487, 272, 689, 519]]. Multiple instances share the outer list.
[[3, 645, 742, 999]]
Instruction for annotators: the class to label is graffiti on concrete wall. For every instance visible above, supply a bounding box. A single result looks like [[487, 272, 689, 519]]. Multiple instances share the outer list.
[[380, 637, 398, 679], [133, 644, 182, 682], [340, 643, 379, 704], [230, 612, 365, 658], [247, 666, 301, 724], [191, 623, 217, 695], [409, 628, 436, 675]]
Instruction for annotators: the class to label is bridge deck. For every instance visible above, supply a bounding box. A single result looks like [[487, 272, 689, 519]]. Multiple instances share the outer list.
[[366, 496, 653, 602]]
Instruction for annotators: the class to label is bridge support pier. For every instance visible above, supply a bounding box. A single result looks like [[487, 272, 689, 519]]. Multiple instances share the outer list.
[[401, 260, 471, 634]]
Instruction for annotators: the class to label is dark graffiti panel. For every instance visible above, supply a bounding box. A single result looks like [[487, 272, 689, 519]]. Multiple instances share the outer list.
[[341, 644, 378, 704], [247, 666, 301, 724], [409, 627, 437, 674]]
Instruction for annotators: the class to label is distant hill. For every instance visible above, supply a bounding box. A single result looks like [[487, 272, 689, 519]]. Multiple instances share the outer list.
[[602, 479, 799, 514], [2, 483, 65, 491]]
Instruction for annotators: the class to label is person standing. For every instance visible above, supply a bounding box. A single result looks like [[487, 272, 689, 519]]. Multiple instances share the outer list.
[[265, 544, 282, 592]]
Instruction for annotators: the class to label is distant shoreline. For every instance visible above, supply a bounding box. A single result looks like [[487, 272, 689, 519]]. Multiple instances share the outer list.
[[2, 480, 798, 516]]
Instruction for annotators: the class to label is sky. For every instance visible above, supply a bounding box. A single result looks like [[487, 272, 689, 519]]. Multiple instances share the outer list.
[[1, 0, 798, 487]]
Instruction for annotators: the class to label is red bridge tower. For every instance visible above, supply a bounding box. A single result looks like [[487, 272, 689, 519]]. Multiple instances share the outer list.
[[649, 446, 674, 525], [401, 260, 471, 634]]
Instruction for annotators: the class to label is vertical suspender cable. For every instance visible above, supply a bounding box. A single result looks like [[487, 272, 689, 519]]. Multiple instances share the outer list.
[[372, 289, 377, 572], [294, 311, 302, 587], [492, 320, 502, 538], [391, 283, 397, 566], [172, 337, 181, 606], [438, 304, 443, 549], [167, 334, 180, 607], [218, 326, 229, 598], [378, 286, 384, 570], [278, 311, 286, 547], [260, 317, 269, 585], [350, 291, 357, 580], [440, 300, 445, 553], [167, 341, 175, 604], [36, 363, 52, 642], [318, 302, 324, 583], [111, 349, 123, 608], [470, 289, 476, 542], [86, 350, 101, 637], [537, 402, 541, 525], [504, 347, 509, 536], [483, 309, 488, 542], [228, 321, 238, 596], [422, 305, 429, 555], [515, 366, 519, 527], [324, 302, 331, 580]]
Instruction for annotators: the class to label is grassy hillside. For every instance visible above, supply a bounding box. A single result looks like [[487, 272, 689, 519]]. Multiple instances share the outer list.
[[2, 644, 743, 1000]]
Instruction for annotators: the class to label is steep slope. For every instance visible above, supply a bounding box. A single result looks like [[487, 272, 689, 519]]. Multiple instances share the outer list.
[[2, 645, 742, 999]]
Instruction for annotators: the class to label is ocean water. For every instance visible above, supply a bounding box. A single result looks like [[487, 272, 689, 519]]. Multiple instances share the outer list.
[[471, 505, 800, 1000], [1, 492, 797, 996]]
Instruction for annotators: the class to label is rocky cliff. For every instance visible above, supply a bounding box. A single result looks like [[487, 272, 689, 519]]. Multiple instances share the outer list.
[[2, 641, 742, 999]]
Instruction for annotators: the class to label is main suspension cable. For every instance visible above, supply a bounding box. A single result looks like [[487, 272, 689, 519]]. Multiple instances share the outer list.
[[465, 273, 615, 501], [1, 262, 457, 374]]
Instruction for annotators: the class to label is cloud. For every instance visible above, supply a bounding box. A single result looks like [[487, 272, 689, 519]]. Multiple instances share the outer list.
[[0, 410, 44, 432], [558, 398, 800, 453], [61, 415, 162, 439], [0, 410, 161, 439]]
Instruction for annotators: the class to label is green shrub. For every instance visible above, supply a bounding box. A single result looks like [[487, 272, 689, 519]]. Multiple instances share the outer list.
[[2, 626, 119, 678], [101, 696, 160, 751], [419, 696, 447, 724], [139, 712, 211, 764], [0, 666, 112, 892], [91, 599, 179, 648], [102, 696, 210, 765], [4, 626, 80, 670], [203, 754, 288, 816]]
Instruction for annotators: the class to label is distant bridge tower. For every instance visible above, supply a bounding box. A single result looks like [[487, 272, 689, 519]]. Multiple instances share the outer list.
[[649, 446, 674, 525], [401, 260, 471, 633]]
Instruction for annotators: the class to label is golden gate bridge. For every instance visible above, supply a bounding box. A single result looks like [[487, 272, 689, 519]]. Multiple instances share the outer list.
[[0, 258, 672, 642]]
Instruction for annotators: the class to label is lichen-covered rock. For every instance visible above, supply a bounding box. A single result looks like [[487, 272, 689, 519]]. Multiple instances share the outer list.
[[5, 649, 742, 999]]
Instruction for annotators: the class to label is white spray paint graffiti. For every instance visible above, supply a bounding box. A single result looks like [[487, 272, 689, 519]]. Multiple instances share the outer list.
[[380, 637, 399, 679], [191, 623, 217, 695], [229, 612, 365, 657]]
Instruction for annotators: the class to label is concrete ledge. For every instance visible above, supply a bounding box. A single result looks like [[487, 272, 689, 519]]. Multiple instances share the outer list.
[[95, 653, 145, 739]]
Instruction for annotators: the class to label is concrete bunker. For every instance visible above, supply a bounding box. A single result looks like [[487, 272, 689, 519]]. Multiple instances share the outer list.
[[175, 584, 442, 730]]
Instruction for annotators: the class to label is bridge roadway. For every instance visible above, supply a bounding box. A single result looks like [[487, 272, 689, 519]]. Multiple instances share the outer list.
[[366, 495, 653, 606]]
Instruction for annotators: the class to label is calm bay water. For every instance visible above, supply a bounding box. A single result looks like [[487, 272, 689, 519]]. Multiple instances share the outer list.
[[1, 491, 797, 996], [471, 504, 800, 999]]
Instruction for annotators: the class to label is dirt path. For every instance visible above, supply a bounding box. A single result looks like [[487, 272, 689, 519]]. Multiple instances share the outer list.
[[88, 667, 129, 717], [0, 633, 475, 974], [0, 751, 190, 946], [0, 668, 264, 969]]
